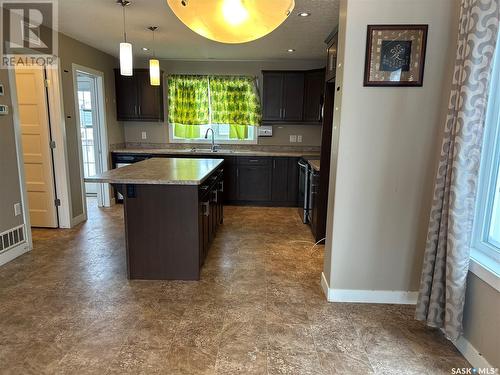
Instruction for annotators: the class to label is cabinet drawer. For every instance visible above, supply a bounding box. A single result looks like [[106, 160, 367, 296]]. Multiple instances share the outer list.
[[238, 157, 271, 166]]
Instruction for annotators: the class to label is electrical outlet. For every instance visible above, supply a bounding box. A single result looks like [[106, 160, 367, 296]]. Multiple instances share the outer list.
[[297, 135, 303, 143], [14, 203, 21, 216], [141, 131, 147, 140], [289, 135, 297, 143]]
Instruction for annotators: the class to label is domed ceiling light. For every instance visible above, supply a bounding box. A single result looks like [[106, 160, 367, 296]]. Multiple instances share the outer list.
[[166, 0, 295, 44]]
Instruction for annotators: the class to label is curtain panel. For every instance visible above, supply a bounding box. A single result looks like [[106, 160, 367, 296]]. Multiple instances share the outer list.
[[415, 0, 499, 340], [167, 75, 209, 138]]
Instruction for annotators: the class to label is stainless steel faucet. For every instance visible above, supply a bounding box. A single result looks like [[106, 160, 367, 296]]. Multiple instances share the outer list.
[[204, 128, 219, 152]]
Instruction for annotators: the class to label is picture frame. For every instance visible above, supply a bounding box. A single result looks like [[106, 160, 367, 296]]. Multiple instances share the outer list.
[[364, 24, 428, 87]]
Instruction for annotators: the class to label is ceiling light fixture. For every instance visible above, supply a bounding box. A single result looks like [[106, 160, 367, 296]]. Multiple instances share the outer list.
[[298, 12, 310, 17], [118, 0, 133, 76], [148, 26, 160, 86], [287, 48, 295, 52], [142, 47, 149, 51], [166, 0, 295, 44]]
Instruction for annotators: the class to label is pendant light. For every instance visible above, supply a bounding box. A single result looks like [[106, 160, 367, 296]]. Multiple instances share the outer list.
[[148, 26, 160, 86], [118, 0, 133, 76], [166, 0, 295, 44]]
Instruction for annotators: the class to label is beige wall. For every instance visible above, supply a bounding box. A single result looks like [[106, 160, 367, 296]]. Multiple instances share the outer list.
[[58, 33, 123, 219], [323, 0, 459, 290], [123, 59, 325, 147], [0, 70, 24, 233], [462, 273, 500, 368]]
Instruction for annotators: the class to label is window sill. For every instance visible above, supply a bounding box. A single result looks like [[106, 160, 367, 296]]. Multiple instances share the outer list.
[[469, 248, 500, 292], [169, 139, 258, 145]]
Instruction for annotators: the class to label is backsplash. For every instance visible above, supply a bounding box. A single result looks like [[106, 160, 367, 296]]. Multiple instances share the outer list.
[[123, 142, 321, 153]]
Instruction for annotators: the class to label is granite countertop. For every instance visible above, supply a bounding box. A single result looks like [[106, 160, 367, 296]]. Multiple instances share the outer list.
[[112, 148, 320, 158], [308, 159, 320, 172], [85, 158, 224, 185]]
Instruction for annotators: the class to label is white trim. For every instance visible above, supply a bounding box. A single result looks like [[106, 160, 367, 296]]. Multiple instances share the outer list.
[[8, 68, 32, 250], [46, 62, 72, 228], [469, 250, 500, 292], [72, 64, 111, 210], [0, 241, 31, 267], [321, 272, 418, 304], [454, 335, 494, 370], [70, 212, 87, 227]]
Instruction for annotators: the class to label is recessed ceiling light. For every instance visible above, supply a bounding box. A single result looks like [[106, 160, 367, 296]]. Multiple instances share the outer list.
[[142, 47, 149, 51], [287, 49, 295, 52], [298, 12, 310, 17]]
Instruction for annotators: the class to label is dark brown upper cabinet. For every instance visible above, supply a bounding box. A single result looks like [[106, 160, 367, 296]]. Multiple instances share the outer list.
[[325, 30, 338, 82], [262, 71, 304, 123], [114, 68, 164, 122], [262, 70, 324, 124], [303, 69, 326, 123]]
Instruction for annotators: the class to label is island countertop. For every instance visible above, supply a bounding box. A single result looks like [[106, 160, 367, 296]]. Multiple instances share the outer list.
[[85, 157, 224, 185]]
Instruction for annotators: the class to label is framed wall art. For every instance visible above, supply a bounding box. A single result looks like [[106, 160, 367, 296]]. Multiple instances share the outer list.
[[364, 25, 428, 87]]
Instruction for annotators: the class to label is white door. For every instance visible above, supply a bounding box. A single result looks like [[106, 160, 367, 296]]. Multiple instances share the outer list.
[[14, 68, 58, 228]]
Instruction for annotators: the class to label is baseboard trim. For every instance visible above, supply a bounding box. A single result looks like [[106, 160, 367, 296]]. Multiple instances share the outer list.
[[454, 335, 494, 370], [321, 272, 418, 304], [70, 213, 87, 228], [0, 242, 31, 267]]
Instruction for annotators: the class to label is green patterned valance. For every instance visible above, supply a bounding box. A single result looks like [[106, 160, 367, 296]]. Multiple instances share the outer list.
[[167, 75, 209, 126], [209, 76, 261, 127]]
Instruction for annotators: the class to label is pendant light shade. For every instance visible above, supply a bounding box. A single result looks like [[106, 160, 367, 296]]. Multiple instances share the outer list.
[[166, 0, 295, 44], [149, 58, 160, 86], [118, 0, 133, 76], [120, 42, 133, 76], [148, 26, 160, 86]]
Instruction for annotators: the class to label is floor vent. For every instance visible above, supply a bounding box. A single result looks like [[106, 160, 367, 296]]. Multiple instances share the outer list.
[[0, 225, 26, 254]]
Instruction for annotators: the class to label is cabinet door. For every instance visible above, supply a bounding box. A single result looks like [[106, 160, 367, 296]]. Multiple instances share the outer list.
[[114, 69, 138, 120], [282, 72, 305, 121], [238, 165, 272, 201], [303, 70, 325, 123], [271, 158, 289, 202], [287, 158, 299, 203], [136, 70, 164, 121], [223, 158, 238, 201], [325, 37, 338, 82], [262, 72, 283, 121]]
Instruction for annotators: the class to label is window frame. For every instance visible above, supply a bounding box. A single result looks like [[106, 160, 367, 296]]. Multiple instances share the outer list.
[[470, 35, 500, 290]]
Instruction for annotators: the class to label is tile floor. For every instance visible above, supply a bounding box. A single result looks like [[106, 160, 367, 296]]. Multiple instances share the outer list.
[[0, 199, 469, 374]]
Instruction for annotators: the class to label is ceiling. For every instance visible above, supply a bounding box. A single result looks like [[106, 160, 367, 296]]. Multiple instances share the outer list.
[[57, 0, 339, 61]]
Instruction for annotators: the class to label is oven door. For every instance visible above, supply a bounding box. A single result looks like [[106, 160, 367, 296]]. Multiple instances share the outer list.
[[298, 160, 310, 224]]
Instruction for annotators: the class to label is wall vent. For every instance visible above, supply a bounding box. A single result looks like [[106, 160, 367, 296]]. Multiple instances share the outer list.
[[0, 225, 26, 254]]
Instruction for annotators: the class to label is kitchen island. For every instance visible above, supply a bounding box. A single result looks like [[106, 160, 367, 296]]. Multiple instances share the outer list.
[[86, 158, 224, 280]]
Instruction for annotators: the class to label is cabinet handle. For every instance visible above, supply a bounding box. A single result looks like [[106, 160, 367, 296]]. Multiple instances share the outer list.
[[138, 105, 141, 115], [212, 190, 218, 203], [249, 159, 259, 163], [203, 201, 210, 216], [273, 160, 276, 169], [134, 105, 137, 115], [283, 108, 286, 118], [236, 168, 239, 178], [219, 181, 224, 192]]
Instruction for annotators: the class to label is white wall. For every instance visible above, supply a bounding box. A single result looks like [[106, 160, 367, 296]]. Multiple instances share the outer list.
[[323, 0, 459, 292]]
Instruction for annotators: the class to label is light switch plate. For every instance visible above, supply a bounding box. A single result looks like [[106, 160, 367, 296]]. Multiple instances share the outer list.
[[297, 135, 303, 143], [141, 131, 147, 140], [289, 135, 297, 143]]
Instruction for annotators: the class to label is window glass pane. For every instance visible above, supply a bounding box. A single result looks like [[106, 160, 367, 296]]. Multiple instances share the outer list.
[[488, 164, 500, 247]]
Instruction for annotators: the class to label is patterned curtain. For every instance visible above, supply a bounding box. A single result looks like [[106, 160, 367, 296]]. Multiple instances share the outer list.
[[168, 75, 209, 139], [209, 76, 261, 139], [415, 0, 499, 340]]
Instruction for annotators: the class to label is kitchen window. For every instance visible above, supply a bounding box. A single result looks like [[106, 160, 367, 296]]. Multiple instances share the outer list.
[[168, 74, 261, 144], [471, 35, 500, 288]]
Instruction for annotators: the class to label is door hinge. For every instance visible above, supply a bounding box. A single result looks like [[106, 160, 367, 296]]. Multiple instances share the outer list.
[[49, 140, 56, 149], [44, 79, 50, 87], [54, 199, 61, 207]]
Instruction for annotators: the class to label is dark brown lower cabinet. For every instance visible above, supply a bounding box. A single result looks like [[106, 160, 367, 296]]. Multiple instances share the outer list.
[[112, 153, 301, 207]]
